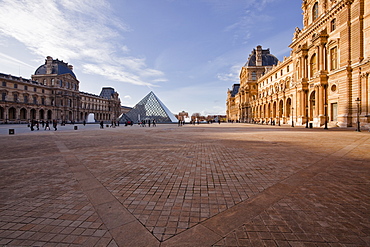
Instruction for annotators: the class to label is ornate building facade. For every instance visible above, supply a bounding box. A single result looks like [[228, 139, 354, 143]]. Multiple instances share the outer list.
[[0, 56, 121, 123], [227, 0, 370, 129]]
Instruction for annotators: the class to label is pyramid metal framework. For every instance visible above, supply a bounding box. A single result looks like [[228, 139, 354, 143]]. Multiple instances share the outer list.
[[118, 91, 178, 123]]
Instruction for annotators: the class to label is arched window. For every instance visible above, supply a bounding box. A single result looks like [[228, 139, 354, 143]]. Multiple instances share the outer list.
[[310, 54, 317, 77], [296, 61, 300, 79], [312, 2, 319, 21]]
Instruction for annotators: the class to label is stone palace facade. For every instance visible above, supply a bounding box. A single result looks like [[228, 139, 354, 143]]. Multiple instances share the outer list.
[[227, 0, 370, 129], [0, 56, 121, 123]]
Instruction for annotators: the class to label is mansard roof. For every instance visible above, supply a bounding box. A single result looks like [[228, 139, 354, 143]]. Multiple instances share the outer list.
[[34, 56, 76, 78], [245, 46, 279, 67], [230, 84, 240, 97]]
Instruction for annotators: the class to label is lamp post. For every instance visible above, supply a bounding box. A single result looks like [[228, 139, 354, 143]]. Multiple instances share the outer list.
[[356, 97, 361, 132], [278, 109, 280, 126], [291, 106, 294, 127], [270, 110, 273, 125], [305, 105, 309, 128], [324, 103, 328, 129]]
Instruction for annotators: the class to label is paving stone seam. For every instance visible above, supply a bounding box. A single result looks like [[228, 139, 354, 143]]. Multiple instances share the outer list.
[[167, 135, 370, 246], [55, 139, 160, 247]]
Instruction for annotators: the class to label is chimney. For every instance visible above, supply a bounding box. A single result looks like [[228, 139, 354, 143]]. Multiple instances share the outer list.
[[68, 65, 73, 71], [46, 56, 53, 74], [256, 45, 262, 66]]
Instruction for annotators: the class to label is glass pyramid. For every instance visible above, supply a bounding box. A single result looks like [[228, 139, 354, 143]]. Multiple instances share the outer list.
[[119, 91, 178, 123]]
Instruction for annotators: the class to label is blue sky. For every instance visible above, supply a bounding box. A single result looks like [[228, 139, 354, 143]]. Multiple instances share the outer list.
[[0, 0, 302, 116]]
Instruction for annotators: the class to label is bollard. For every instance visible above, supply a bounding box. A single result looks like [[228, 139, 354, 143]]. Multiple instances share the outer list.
[[9, 129, 15, 135], [74, 126, 78, 130]]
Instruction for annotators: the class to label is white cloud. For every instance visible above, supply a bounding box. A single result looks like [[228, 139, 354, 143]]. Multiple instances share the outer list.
[[0, 0, 165, 86], [224, 1, 276, 44], [217, 64, 241, 82], [121, 45, 130, 54], [0, 52, 34, 69], [82, 63, 152, 86]]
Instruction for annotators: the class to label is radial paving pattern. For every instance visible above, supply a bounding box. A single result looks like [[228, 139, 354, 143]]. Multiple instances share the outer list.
[[0, 123, 369, 246], [77, 141, 315, 241]]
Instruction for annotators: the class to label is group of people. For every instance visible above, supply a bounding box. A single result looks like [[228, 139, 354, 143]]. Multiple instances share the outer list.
[[26, 118, 205, 131], [139, 119, 156, 127], [99, 120, 120, 128], [29, 119, 58, 131]]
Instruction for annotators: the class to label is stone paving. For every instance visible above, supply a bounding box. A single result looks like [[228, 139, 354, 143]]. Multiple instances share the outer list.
[[0, 123, 369, 246]]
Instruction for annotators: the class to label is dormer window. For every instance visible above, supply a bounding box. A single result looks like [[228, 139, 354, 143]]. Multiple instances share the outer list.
[[251, 72, 257, 80]]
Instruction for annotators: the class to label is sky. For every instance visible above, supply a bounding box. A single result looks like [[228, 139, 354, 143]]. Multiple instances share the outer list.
[[0, 0, 302, 116]]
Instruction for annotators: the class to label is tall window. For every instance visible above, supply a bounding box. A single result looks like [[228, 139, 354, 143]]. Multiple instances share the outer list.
[[14, 94, 18, 102], [330, 47, 338, 70], [310, 54, 317, 77], [251, 72, 257, 80], [2, 92, 6, 101], [33, 96, 37, 104], [312, 2, 319, 21], [296, 62, 300, 79], [24, 95, 28, 103], [331, 19, 336, 32]]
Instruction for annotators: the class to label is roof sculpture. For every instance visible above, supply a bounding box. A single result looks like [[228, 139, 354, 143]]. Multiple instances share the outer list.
[[118, 91, 177, 123]]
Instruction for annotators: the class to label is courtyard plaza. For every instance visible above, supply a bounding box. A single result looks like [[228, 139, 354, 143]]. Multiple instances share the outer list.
[[0, 123, 369, 246]]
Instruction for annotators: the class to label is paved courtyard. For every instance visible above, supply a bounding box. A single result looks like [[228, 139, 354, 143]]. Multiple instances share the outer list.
[[0, 123, 369, 246]]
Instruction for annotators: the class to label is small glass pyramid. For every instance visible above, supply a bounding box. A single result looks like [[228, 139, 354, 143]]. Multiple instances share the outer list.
[[119, 91, 178, 123]]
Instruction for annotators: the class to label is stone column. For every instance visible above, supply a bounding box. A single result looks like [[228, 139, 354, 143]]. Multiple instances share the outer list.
[[319, 85, 325, 119]]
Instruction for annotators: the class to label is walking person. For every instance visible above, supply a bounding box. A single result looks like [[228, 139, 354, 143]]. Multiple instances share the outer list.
[[152, 119, 156, 127], [30, 119, 34, 131], [45, 121, 50, 130], [52, 119, 57, 131], [100, 121, 104, 129], [148, 119, 151, 127]]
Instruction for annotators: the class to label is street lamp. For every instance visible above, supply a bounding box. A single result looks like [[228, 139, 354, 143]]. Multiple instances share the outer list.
[[324, 103, 328, 129], [305, 105, 309, 128], [356, 97, 361, 132], [291, 106, 294, 127], [270, 110, 273, 125]]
